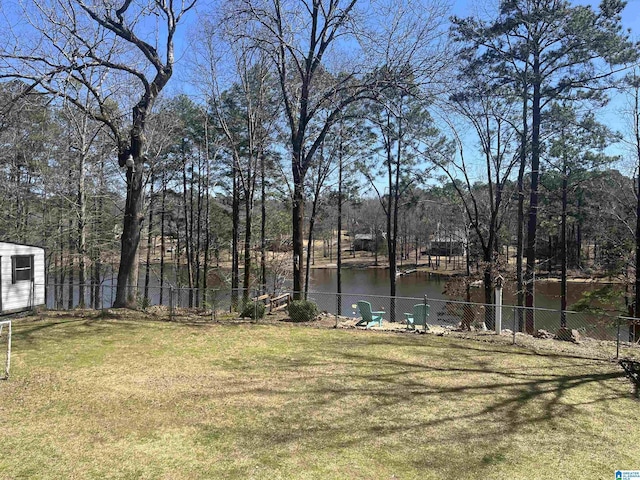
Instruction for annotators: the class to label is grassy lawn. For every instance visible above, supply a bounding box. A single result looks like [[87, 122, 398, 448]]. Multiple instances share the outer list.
[[1, 314, 639, 479]]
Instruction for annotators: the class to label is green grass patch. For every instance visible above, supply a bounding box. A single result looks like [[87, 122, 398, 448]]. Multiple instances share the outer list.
[[0, 315, 639, 479]]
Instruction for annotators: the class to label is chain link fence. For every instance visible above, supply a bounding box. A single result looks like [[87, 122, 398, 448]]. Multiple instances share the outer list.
[[43, 283, 236, 320], [35, 283, 640, 359]]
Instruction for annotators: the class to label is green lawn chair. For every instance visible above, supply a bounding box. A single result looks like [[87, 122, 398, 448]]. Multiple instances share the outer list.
[[404, 304, 430, 330], [356, 301, 384, 328]]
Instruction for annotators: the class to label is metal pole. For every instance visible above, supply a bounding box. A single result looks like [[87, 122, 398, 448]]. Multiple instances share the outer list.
[[513, 306, 517, 345], [6, 321, 11, 379], [617, 317, 621, 359], [495, 276, 503, 335], [254, 288, 258, 321], [209, 289, 213, 322], [423, 294, 428, 332], [170, 287, 174, 320], [101, 284, 105, 314]]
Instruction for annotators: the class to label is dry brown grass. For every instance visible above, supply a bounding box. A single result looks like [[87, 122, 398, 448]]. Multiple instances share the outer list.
[[0, 313, 639, 479]]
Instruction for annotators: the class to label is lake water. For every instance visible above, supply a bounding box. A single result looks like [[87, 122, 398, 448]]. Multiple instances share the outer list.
[[306, 268, 629, 340], [46, 265, 629, 340], [309, 268, 608, 310], [47, 265, 618, 312]]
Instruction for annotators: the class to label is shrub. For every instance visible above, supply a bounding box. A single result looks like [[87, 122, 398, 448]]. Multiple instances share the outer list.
[[288, 300, 319, 322], [137, 295, 151, 310], [240, 300, 266, 320]]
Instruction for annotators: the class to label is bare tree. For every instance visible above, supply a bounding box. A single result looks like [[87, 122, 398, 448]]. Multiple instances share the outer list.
[[60, 87, 108, 308], [437, 80, 520, 328], [621, 70, 640, 340], [0, 0, 196, 307], [452, 0, 637, 332], [361, 83, 442, 321], [222, 0, 449, 297]]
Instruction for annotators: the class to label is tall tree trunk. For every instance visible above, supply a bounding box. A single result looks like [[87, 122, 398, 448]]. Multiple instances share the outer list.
[[160, 168, 166, 305], [93, 261, 101, 309], [176, 224, 182, 289], [462, 232, 473, 330], [144, 173, 155, 304], [337, 135, 343, 316], [561, 167, 568, 327], [292, 159, 305, 298], [634, 80, 640, 342], [517, 79, 529, 332], [576, 197, 583, 268], [188, 152, 196, 307], [113, 119, 147, 308], [243, 190, 253, 305], [181, 149, 194, 307], [203, 121, 211, 306], [93, 163, 103, 311], [525, 55, 541, 334], [57, 205, 63, 309], [231, 163, 240, 309], [196, 150, 203, 307], [260, 154, 267, 295], [54, 236, 60, 310], [388, 113, 403, 323], [77, 150, 87, 308], [94, 158, 106, 309], [68, 167, 74, 310]]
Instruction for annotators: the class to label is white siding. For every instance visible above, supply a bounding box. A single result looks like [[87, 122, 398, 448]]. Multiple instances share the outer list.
[[0, 242, 46, 313]]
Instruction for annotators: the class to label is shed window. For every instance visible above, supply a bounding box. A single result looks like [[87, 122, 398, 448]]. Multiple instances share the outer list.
[[12, 255, 34, 283]]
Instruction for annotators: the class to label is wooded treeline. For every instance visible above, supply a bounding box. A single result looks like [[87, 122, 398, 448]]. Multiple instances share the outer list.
[[1, 0, 640, 332]]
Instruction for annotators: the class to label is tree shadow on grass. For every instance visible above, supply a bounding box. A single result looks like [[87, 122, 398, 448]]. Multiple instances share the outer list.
[[9, 317, 631, 478], [197, 343, 630, 450], [183, 343, 633, 479], [11, 316, 151, 350]]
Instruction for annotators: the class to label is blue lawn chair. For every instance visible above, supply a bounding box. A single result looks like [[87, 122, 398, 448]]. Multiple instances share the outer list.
[[404, 304, 430, 330], [356, 301, 384, 328]]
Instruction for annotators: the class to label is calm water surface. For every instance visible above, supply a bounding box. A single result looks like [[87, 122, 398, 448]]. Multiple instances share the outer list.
[[309, 268, 609, 310]]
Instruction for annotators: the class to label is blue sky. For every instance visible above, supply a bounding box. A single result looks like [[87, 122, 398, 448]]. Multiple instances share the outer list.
[[451, 0, 640, 32], [443, 0, 640, 174], [164, 0, 640, 179]]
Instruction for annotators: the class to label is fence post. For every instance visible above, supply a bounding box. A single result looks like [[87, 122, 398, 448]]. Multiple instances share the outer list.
[[254, 288, 259, 321], [495, 276, 503, 335], [423, 295, 428, 332], [513, 306, 517, 345], [170, 287, 175, 320], [6, 321, 11, 379], [617, 317, 621, 359]]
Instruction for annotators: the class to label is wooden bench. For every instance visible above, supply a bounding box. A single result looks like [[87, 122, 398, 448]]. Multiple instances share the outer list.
[[251, 293, 291, 314], [269, 293, 291, 313], [252, 294, 270, 303]]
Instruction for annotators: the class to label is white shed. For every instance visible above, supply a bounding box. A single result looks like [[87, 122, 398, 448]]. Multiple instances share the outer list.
[[0, 242, 45, 314]]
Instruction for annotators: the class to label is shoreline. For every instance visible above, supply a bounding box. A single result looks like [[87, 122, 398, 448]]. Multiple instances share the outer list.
[[141, 250, 625, 286], [308, 261, 624, 284]]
